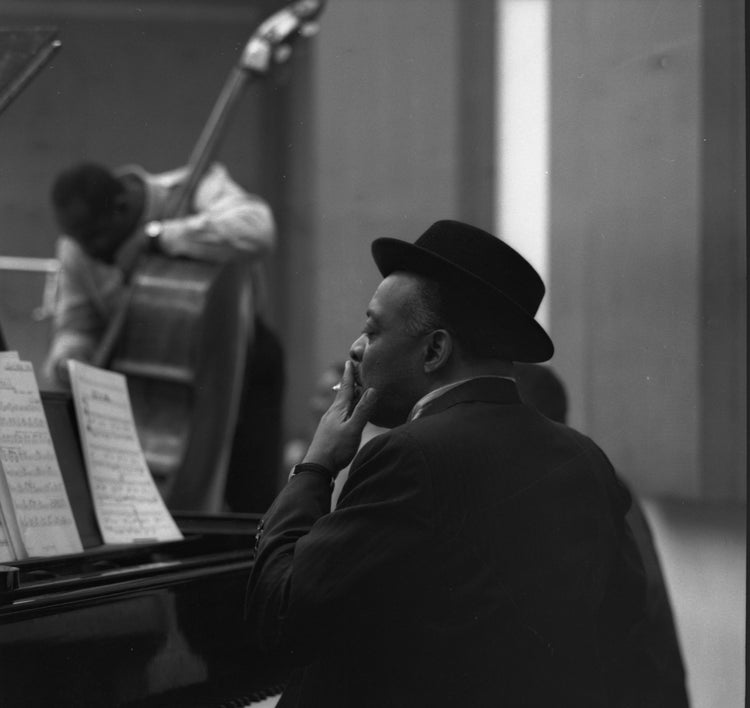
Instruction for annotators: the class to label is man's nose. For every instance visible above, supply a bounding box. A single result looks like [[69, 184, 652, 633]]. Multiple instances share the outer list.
[[349, 334, 365, 362]]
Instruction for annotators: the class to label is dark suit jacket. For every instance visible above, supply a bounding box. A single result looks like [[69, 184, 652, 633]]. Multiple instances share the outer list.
[[246, 378, 648, 707]]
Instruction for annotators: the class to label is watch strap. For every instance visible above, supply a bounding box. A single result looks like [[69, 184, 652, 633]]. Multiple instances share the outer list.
[[290, 462, 335, 487]]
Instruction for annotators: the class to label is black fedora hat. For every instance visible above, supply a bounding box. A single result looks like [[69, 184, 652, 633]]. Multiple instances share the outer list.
[[371, 220, 554, 362]]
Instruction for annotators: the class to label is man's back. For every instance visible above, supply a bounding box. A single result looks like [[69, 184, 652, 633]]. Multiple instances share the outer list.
[[248, 221, 650, 708], [269, 379, 646, 707]]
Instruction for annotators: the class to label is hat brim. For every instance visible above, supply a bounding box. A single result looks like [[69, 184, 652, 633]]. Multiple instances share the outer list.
[[372, 237, 554, 363]]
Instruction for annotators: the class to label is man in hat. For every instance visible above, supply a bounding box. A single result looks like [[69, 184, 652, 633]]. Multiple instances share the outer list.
[[246, 220, 648, 707]]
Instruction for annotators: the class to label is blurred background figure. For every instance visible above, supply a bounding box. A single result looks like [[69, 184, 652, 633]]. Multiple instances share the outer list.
[[283, 361, 345, 472], [44, 159, 284, 514]]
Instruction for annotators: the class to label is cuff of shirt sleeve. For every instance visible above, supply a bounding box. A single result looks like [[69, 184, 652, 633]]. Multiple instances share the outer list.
[[154, 218, 185, 256]]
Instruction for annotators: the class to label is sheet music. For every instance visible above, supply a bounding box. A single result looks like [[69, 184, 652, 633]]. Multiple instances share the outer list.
[[0, 356, 83, 557], [68, 361, 183, 545], [0, 352, 18, 559], [0, 485, 13, 562], [0, 523, 13, 562]]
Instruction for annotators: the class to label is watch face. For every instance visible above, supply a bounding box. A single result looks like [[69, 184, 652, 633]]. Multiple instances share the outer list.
[[145, 222, 162, 238]]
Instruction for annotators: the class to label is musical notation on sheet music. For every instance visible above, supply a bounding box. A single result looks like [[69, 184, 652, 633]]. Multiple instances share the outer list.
[[68, 360, 182, 545], [0, 356, 82, 558]]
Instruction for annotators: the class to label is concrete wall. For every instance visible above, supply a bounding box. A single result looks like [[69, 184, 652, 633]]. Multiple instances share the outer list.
[[281, 0, 497, 442], [547, 0, 745, 503]]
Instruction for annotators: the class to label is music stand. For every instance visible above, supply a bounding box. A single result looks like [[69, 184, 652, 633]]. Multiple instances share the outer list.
[[0, 27, 61, 117]]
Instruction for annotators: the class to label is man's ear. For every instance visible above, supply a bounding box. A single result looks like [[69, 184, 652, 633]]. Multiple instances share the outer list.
[[423, 329, 452, 373]]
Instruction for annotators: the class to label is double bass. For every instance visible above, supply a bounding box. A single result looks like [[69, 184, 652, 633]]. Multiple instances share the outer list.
[[94, 0, 326, 512]]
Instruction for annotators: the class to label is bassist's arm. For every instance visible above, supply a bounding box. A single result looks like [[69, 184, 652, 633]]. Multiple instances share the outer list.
[[155, 163, 276, 263]]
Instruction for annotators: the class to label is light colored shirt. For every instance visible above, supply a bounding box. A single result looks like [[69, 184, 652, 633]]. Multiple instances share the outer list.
[[44, 162, 275, 384], [330, 423, 386, 510], [126, 163, 275, 262]]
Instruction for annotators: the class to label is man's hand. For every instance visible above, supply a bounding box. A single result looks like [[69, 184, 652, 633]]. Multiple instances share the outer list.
[[303, 360, 377, 474], [53, 348, 92, 387], [55, 358, 73, 386]]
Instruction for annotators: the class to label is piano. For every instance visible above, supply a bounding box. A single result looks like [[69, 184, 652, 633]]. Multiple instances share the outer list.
[[0, 32, 286, 705], [0, 391, 288, 707]]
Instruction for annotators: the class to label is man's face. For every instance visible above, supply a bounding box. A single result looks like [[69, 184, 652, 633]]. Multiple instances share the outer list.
[[349, 272, 432, 428], [58, 198, 133, 265]]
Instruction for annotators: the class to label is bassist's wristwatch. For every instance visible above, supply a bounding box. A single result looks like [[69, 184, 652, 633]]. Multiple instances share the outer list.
[[144, 221, 164, 252]]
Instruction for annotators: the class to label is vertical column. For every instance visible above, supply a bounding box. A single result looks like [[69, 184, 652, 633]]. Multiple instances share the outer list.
[[496, 0, 550, 327], [547, 0, 704, 497], [698, 0, 746, 500], [457, 0, 497, 230]]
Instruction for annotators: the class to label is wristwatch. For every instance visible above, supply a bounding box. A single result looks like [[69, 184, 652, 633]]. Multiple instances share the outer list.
[[289, 462, 335, 488], [144, 221, 164, 252]]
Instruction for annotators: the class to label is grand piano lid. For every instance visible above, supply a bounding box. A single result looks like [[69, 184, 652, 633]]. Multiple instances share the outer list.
[[0, 26, 61, 117]]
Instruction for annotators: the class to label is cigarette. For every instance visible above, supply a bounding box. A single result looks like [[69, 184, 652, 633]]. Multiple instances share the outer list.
[[332, 383, 342, 391]]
